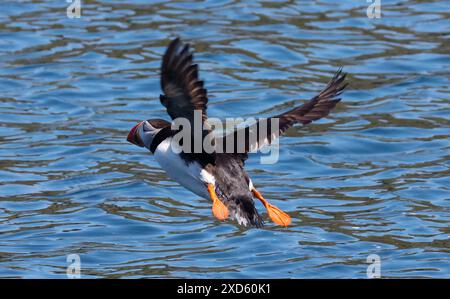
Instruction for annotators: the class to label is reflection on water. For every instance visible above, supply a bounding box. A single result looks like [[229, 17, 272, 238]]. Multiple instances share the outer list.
[[0, 0, 449, 278]]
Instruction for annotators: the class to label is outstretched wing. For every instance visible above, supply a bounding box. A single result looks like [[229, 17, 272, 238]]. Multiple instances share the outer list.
[[160, 38, 208, 123], [216, 68, 347, 154]]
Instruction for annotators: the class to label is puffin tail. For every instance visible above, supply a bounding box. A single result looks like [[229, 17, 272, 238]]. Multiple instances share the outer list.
[[232, 196, 264, 228]]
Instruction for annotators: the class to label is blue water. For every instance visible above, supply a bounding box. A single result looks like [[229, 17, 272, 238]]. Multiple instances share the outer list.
[[0, 0, 449, 278]]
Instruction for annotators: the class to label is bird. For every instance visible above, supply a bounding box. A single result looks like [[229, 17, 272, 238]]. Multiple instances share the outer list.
[[127, 37, 347, 227]]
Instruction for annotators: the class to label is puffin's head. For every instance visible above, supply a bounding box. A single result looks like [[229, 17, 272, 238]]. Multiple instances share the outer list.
[[127, 119, 171, 150]]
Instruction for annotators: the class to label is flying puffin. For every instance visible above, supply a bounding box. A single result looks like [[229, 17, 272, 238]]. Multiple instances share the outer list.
[[127, 38, 347, 227]]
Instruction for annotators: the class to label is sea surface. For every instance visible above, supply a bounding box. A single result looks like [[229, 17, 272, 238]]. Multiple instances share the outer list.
[[0, 0, 449, 278]]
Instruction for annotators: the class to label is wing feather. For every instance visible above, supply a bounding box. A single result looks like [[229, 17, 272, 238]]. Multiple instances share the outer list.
[[217, 68, 348, 155], [160, 38, 208, 123]]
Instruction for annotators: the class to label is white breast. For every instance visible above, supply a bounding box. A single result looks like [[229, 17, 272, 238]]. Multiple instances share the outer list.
[[153, 137, 214, 200]]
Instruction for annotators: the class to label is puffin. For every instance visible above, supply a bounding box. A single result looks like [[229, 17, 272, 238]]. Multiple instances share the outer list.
[[127, 38, 347, 227]]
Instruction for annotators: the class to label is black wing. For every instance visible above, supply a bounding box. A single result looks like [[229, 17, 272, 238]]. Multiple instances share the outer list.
[[160, 38, 208, 123], [216, 68, 348, 154]]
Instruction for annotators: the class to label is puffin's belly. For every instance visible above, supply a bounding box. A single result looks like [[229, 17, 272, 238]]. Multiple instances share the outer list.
[[153, 138, 211, 199]]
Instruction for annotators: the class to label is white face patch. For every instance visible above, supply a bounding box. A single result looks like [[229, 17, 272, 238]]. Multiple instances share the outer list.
[[140, 121, 162, 149]]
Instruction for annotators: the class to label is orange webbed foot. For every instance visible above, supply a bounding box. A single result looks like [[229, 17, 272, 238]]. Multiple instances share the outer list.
[[252, 189, 291, 227], [207, 184, 229, 221]]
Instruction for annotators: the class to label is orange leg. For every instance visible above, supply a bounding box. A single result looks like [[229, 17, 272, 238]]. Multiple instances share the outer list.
[[207, 184, 229, 221], [251, 189, 291, 227]]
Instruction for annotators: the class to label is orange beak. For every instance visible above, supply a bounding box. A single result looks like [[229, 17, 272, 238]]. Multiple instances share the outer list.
[[127, 122, 144, 147]]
